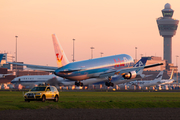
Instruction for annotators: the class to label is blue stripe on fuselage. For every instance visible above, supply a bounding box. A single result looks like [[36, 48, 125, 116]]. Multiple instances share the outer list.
[[11, 80, 45, 84]]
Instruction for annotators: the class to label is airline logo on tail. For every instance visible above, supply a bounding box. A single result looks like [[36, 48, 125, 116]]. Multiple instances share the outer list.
[[56, 53, 63, 67], [52, 34, 69, 68], [134, 58, 147, 67], [134, 57, 148, 73]]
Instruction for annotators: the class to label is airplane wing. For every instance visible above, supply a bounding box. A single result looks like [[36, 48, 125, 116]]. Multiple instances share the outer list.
[[118, 63, 163, 74], [7, 62, 58, 72], [99, 63, 163, 78]]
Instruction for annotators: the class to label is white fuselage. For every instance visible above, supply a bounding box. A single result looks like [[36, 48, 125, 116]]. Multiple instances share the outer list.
[[11, 75, 59, 85], [119, 79, 174, 88]]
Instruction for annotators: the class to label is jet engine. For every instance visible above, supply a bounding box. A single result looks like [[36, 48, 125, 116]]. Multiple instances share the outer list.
[[122, 71, 136, 79]]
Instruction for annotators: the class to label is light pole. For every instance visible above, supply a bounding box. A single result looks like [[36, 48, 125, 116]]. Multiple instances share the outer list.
[[176, 55, 179, 83], [100, 52, 103, 57], [135, 47, 137, 62], [15, 36, 18, 77], [90, 47, 94, 59], [72, 39, 75, 62], [15, 36, 18, 62]]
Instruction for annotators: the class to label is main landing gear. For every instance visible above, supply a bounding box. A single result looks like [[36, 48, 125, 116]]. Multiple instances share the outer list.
[[105, 76, 114, 87], [75, 81, 83, 86]]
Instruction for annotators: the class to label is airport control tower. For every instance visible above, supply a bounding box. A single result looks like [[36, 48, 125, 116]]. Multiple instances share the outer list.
[[157, 3, 179, 63]]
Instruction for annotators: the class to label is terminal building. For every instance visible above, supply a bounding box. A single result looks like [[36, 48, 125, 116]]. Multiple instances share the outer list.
[[139, 56, 179, 81], [0, 52, 49, 84]]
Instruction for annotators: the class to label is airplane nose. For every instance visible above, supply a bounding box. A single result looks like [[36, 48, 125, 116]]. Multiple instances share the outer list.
[[54, 69, 60, 76]]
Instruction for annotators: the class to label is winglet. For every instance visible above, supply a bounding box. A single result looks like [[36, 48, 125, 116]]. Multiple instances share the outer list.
[[52, 34, 69, 67], [169, 69, 174, 80]]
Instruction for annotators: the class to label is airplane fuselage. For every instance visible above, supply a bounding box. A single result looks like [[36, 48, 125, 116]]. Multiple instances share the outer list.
[[11, 75, 61, 85], [54, 54, 134, 81]]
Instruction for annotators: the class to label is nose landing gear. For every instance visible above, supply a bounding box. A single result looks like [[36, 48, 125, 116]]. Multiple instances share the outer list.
[[105, 76, 114, 87], [75, 81, 83, 86]]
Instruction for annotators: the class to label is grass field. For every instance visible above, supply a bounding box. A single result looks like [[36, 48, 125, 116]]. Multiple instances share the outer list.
[[0, 91, 180, 110]]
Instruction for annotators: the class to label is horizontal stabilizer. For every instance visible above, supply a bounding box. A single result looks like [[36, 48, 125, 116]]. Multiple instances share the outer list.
[[144, 63, 163, 69]]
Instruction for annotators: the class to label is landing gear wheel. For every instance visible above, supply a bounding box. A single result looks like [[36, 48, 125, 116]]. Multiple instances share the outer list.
[[75, 81, 83, 86], [80, 82, 83, 86], [105, 82, 114, 87], [105, 76, 114, 87], [110, 82, 114, 87], [105, 82, 110, 87]]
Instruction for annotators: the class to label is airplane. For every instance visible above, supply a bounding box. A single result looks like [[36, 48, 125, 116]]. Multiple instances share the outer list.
[[10, 36, 148, 87], [158, 69, 174, 86], [0, 54, 13, 78], [119, 69, 174, 88], [11, 74, 57, 85], [8, 34, 163, 87], [56, 57, 149, 86]]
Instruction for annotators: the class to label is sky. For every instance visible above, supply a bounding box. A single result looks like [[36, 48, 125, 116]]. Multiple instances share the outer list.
[[1, 0, 180, 71]]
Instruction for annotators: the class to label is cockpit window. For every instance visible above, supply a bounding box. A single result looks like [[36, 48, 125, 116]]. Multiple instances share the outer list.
[[31, 87, 46, 91]]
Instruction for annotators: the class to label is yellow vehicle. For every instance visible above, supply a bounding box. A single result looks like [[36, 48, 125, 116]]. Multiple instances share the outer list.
[[24, 85, 59, 102]]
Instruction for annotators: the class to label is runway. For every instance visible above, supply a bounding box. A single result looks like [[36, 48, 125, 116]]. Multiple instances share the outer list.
[[0, 108, 180, 120]]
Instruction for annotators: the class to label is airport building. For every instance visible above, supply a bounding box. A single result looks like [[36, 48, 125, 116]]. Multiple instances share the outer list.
[[0, 53, 14, 69], [0, 53, 50, 84], [140, 3, 180, 82], [156, 3, 179, 64], [142, 56, 177, 75], [155, 3, 179, 81]]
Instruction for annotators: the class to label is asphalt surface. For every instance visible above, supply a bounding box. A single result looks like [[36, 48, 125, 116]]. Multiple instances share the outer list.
[[1, 108, 180, 120]]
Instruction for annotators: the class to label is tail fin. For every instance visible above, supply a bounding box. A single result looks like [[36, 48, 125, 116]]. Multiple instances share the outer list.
[[169, 69, 174, 80], [133, 57, 148, 77], [0, 54, 4, 63], [52, 34, 69, 67], [154, 71, 163, 81], [133, 57, 148, 67]]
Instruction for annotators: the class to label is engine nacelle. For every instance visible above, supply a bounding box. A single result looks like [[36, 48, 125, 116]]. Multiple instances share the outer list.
[[122, 71, 137, 79]]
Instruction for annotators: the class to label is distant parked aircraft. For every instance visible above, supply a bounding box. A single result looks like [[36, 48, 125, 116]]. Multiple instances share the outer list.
[[119, 69, 174, 88]]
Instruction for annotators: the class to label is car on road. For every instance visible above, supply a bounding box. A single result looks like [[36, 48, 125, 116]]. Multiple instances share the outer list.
[[24, 85, 59, 102]]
